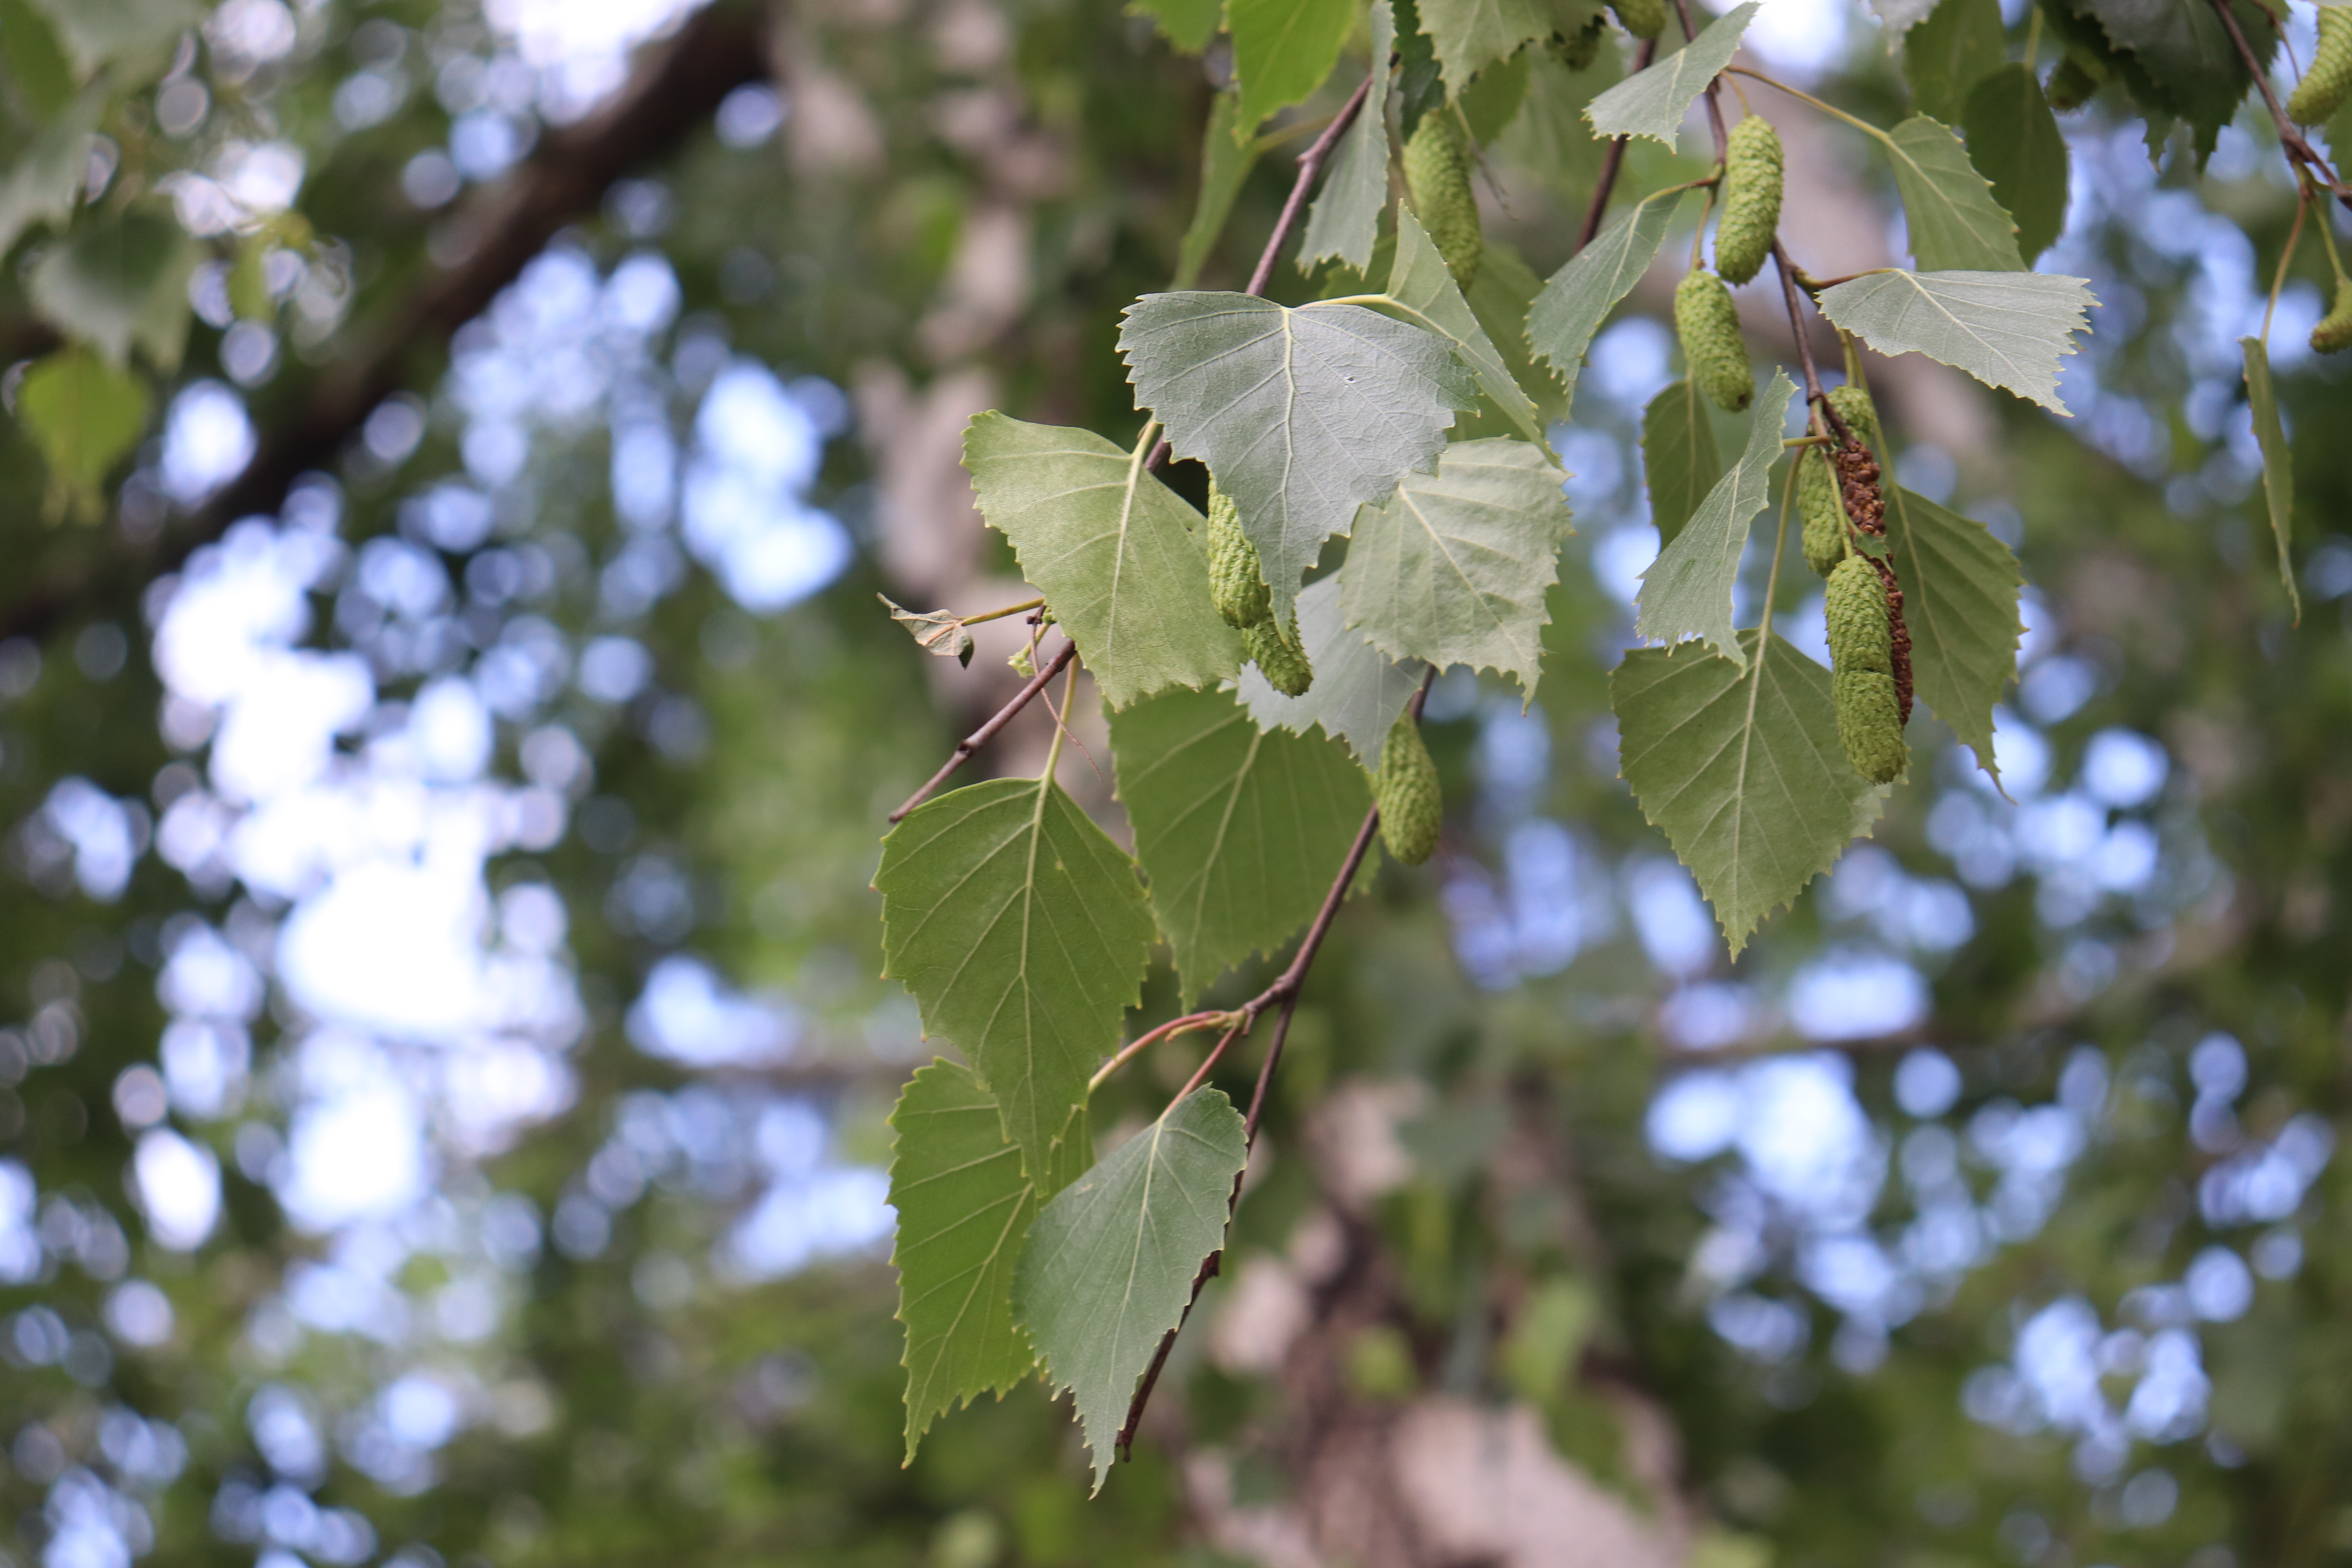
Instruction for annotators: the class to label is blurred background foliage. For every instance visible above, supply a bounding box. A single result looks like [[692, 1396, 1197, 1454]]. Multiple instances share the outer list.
[[0, 0, 2349, 1563]]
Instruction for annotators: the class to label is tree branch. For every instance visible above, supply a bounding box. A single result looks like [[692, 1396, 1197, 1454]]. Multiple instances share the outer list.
[[2206, 0, 2352, 212], [0, 0, 773, 648], [1575, 38, 1659, 251], [887, 637, 1077, 822]]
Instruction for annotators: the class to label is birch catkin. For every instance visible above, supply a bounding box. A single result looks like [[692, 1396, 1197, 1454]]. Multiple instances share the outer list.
[[1825, 557, 1908, 784], [1375, 716, 1442, 866], [1674, 269, 1753, 413], [1205, 482, 1271, 630], [1404, 115, 1482, 291], [1713, 117, 1782, 286], [2288, 5, 2352, 126]]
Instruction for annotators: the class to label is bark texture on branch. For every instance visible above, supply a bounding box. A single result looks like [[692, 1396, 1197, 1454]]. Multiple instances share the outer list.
[[0, 0, 773, 648]]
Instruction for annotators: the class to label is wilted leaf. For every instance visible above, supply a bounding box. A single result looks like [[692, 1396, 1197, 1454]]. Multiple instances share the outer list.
[[878, 595, 976, 666]]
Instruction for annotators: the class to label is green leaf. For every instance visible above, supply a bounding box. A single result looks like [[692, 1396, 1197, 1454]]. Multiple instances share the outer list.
[[2239, 336, 2300, 624], [962, 413, 1243, 709], [1642, 378, 1722, 548], [1129, 0, 1224, 52], [2059, 0, 2271, 157], [1178, 92, 1264, 289], [1498, 38, 1622, 205], [1583, 1, 1757, 146], [1960, 65, 2069, 263], [1382, 207, 1545, 443], [1340, 436, 1571, 692], [1109, 686, 1372, 999], [1418, 0, 1550, 96], [1012, 1087, 1250, 1491], [876, 778, 1156, 1181], [1460, 45, 1532, 140], [1299, 0, 1394, 276], [27, 209, 199, 371], [1902, 0, 2006, 122], [890, 1062, 1091, 1463], [1868, 0, 1942, 31], [1882, 484, 2025, 787], [16, 347, 150, 505], [1526, 191, 1682, 419], [0, 0, 76, 118], [1885, 115, 2024, 273], [1239, 571, 1428, 764], [24, 0, 200, 76], [1612, 630, 1885, 955], [1394, 0, 1447, 139], [0, 87, 99, 258], [1229, 0, 1357, 133], [1636, 370, 1793, 670], [1462, 240, 1562, 434], [1816, 269, 2093, 414], [1119, 292, 1478, 619]]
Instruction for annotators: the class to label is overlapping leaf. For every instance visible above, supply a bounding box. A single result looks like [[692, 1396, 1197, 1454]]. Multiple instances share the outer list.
[[1462, 241, 1561, 438], [25, 0, 200, 76], [27, 209, 198, 370], [1817, 269, 2093, 413], [1229, 0, 1357, 131], [1613, 631, 1885, 954], [1120, 292, 1477, 617], [1885, 114, 2024, 273], [1110, 687, 1372, 1000], [1012, 1088, 1250, 1492], [0, 86, 98, 256], [1341, 437, 1571, 692], [962, 412, 1241, 708], [1178, 92, 1263, 288], [1383, 207, 1544, 443], [1239, 572, 1429, 764], [1418, 0, 1551, 96], [890, 1062, 1091, 1462], [16, 348, 151, 510], [1637, 370, 1793, 670], [1642, 377, 1722, 546], [1129, 0, 1222, 51], [876, 777, 1155, 1180], [1902, 0, 2005, 121], [1883, 484, 2025, 786], [2240, 336, 2300, 623], [1299, 0, 1394, 275], [1527, 192, 1683, 418], [1584, 2, 1757, 145], [1960, 65, 2069, 263]]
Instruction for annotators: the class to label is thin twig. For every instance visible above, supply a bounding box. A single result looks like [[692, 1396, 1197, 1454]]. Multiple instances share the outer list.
[[1771, 239, 1829, 411], [1115, 668, 1436, 1459], [887, 639, 1077, 822], [2205, 0, 2352, 211], [1575, 38, 1659, 250], [959, 596, 1046, 627], [1673, 0, 1732, 164], [1087, 1011, 1237, 1095]]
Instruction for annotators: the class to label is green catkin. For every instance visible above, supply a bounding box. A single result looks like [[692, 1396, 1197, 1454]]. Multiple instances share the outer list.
[[2315, 294, 2352, 356], [1799, 450, 1844, 577], [1245, 613, 1314, 697], [1555, 15, 1606, 71], [1713, 117, 1783, 286], [1374, 717, 1442, 866], [1205, 482, 1271, 629], [1608, 0, 1666, 39], [1403, 115, 1483, 291], [1674, 269, 1753, 413], [1824, 556, 1908, 784], [2043, 56, 2098, 112], [2288, 5, 2352, 126], [1800, 383, 1884, 576]]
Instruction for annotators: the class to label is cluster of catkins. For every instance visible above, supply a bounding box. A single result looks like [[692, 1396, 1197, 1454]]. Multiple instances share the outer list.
[[1673, 114, 1784, 414], [1207, 486, 1441, 866], [1804, 386, 1911, 786]]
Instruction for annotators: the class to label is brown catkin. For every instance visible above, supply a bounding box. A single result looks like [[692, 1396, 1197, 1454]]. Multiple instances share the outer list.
[[1403, 115, 1482, 291], [1374, 716, 1442, 866], [1205, 482, 1271, 629], [1245, 612, 1314, 697], [1674, 269, 1753, 413], [2287, 5, 2352, 126], [1713, 117, 1783, 286]]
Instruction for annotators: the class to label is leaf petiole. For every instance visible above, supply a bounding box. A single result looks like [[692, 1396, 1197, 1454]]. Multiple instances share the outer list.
[[1087, 1010, 1244, 1095]]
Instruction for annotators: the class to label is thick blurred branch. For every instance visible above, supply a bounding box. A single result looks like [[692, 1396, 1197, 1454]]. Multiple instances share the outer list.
[[0, 0, 773, 647]]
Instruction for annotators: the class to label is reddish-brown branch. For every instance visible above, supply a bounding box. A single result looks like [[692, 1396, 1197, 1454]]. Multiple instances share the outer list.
[[887, 638, 1077, 823], [1575, 38, 1659, 250], [2206, 0, 2352, 213]]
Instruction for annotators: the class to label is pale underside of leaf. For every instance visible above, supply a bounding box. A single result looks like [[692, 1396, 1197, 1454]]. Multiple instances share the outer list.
[[1583, 1, 1759, 145], [1382, 207, 1546, 444], [891, 1060, 1091, 1462], [2239, 336, 2301, 624], [1816, 269, 2093, 414], [1526, 193, 1683, 419], [962, 411, 1242, 708], [1238, 570, 1429, 764], [1120, 292, 1479, 621], [1637, 371, 1795, 670], [1110, 686, 1372, 1001], [1882, 483, 2024, 788], [1884, 114, 2024, 274], [875, 777, 1156, 1181], [1341, 436, 1571, 693], [1012, 1087, 1250, 1492], [1613, 630, 1886, 954]]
